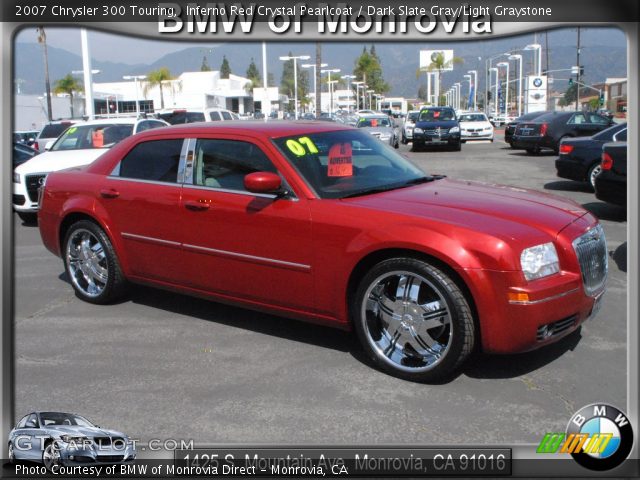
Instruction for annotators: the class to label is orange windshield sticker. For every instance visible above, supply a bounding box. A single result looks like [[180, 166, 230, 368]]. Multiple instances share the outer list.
[[371, 119, 378, 127], [92, 130, 104, 148], [434, 111, 440, 118], [327, 143, 353, 177]]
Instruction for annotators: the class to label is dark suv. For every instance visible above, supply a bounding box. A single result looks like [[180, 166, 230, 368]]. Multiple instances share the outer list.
[[412, 107, 461, 151], [511, 111, 613, 154]]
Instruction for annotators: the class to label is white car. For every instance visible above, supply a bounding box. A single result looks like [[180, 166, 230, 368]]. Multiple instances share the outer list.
[[401, 110, 420, 144], [13, 117, 168, 223], [491, 115, 516, 127], [458, 112, 495, 142], [157, 108, 239, 124]]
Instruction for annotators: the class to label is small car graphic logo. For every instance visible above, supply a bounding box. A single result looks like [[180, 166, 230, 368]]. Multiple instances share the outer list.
[[38, 177, 46, 186], [533, 78, 543, 88]]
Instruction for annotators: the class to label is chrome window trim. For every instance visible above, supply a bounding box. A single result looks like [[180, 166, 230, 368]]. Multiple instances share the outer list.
[[182, 243, 311, 272], [106, 176, 183, 188], [178, 138, 195, 184], [612, 128, 627, 142]]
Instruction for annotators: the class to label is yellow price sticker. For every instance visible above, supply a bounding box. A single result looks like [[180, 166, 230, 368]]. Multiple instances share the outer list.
[[286, 137, 319, 156]]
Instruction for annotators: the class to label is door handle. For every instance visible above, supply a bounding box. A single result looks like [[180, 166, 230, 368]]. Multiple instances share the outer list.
[[100, 188, 120, 199], [184, 200, 211, 211]]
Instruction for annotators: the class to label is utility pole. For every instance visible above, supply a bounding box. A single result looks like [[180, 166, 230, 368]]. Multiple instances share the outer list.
[[315, 43, 322, 118], [37, 27, 53, 121], [576, 27, 581, 111], [545, 31, 550, 109]]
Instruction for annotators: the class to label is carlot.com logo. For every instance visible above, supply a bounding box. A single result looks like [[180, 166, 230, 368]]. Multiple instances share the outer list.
[[537, 403, 634, 471]]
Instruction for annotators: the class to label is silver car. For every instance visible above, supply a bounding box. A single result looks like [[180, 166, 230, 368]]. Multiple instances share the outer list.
[[8, 412, 136, 470], [401, 110, 420, 144], [356, 114, 399, 148]]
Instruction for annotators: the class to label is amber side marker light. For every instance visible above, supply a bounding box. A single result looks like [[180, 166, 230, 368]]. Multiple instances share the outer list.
[[508, 292, 530, 302]]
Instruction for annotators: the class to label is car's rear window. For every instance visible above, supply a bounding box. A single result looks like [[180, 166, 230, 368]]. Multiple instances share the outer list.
[[40, 123, 73, 138], [52, 124, 134, 151], [159, 111, 206, 125]]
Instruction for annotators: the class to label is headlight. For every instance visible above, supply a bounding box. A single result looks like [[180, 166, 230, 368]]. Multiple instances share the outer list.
[[414, 127, 423, 134], [13, 172, 20, 184], [484, 126, 493, 131], [520, 243, 560, 281], [449, 126, 460, 133]]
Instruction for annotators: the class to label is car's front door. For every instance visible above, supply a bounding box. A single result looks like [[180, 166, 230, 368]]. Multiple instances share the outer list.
[[178, 135, 314, 311], [98, 137, 186, 282]]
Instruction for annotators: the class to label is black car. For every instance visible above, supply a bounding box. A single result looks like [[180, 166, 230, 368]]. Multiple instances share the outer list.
[[412, 107, 461, 151], [504, 111, 551, 147], [555, 123, 627, 189], [511, 111, 613, 154], [12, 142, 38, 169], [595, 142, 626, 207]]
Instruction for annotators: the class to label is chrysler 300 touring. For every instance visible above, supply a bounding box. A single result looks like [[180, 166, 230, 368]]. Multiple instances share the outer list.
[[37, 122, 607, 382]]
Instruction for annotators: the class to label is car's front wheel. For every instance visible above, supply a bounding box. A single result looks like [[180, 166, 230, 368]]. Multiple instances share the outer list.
[[8, 442, 15, 464], [63, 220, 126, 304], [352, 258, 475, 382], [42, 441, 61, 471]]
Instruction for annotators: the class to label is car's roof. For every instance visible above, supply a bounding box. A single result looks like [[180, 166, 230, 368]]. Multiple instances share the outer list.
[[136, 120, 353, 139], [74, 118, 143, 126]]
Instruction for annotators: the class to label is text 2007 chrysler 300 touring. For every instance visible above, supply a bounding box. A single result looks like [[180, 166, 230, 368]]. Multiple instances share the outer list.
[[38, 122, 607, 382]]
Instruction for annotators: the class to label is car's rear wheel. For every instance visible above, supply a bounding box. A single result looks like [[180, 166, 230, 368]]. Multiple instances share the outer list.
[[526, 147, 540, 154], [42, 441, 61, 471], [8, 442, 15, 464], [352, 258, 475, 382], [63, 220, 126, 304], [588, 163, 602, 191]]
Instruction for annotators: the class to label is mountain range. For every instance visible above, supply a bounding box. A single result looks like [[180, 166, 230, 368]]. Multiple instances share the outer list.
[[15, 29, 627, 99]]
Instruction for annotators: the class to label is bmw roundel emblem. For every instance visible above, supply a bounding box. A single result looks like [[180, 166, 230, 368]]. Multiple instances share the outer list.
[[533, 78, 543, 88], [566, 403, 634, 471]]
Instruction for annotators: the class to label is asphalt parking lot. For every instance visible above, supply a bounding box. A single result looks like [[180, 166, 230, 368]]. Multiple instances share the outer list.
[[13, 132, 627, 448]]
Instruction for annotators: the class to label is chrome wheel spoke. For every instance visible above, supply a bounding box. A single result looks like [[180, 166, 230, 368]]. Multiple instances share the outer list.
[[66, 228, 109, 298]]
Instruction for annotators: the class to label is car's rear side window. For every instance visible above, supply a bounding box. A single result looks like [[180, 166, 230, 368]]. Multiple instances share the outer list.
[[209, 112, 222, 121], [118, 139, 183, 183], [221, 111, 233, 120], [39, 123, 72, 138]]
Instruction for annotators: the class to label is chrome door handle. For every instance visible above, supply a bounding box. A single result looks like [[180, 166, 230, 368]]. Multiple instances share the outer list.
[[184, 200, 211, 211], [100, 189, 120, 198]]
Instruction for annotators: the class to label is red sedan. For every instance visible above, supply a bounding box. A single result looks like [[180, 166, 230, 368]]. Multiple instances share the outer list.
[[38, 121, 608, 382]]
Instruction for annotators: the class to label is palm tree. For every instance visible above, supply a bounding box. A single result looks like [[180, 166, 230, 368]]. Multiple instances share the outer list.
[[143, 67, 176, 110], [416, 52, 463, 106], [53, 74, 83, 118]]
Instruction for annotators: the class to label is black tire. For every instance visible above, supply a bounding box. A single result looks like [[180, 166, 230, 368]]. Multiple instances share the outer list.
[[17, 212, 38, 224], [452, 142, 462, 152], [410, 142, 421, 152], [587, 162, 602, 191], [63, 220, 126, 304], [526, 147, 539, 155], [401, 133, 408, 145], [351, 257, 475, 382]]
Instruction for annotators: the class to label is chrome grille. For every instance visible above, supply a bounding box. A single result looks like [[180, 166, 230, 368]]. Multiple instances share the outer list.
[[572, 224, 608, 296], [537, 315, 578, 341], [424, 128, 449, 136], [25, 174, 47, 203]]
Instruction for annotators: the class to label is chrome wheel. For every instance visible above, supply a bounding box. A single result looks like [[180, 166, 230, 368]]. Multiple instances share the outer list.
[[361, 271, 453, 373], [66, 228, 108, 298], [589, 164, 602, 189], [8, 442, 15, 463], [42, 442, 60, 471]]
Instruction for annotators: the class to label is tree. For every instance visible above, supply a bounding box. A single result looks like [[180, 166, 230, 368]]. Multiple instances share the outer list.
[[563, 83, 578, 105], [417, 84, 429, 102], [53, 74, 82, 118], [220, 56, 231, 79], [244, 57, 261, 92], [144, 67, 175, 110], [417, 51, 463, 106], [354, 46, 390, 94], [200, 56, 211, 72]]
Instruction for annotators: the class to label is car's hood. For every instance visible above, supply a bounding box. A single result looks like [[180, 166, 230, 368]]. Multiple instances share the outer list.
[[460, 121, 492, 129], [362, 127, 394, 135], [415, 120, 458, 128], [45, 425, 126, 438], [343, 178, 587, 239], [15, 149, 108, 175]]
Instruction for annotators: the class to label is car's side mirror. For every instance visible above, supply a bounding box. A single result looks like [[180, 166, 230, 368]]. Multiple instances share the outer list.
[[44, 140, 55, 151], [244, 172, 283, 195]]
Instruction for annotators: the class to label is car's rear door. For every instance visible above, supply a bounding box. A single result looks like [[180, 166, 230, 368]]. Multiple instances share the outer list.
[[178, 134, 314, 311], [98, 136, 186, 282]]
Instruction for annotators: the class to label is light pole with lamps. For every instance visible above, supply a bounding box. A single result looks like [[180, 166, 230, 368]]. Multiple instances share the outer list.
[[366, 89, 375, 110], [507, 55, 523, 118], [497, 62, 510, 117], [301, 62, 327, 113], [320, 68, 340, 114], [463, 74, 472, 110], [352, 81, 363, 110], [123, 75, 147, 117], [523, 44, 542, 77], [341, 74, 356, 112], [279, 54, 311, 120], [489, 67, 499, 117], [453, 83, 461, 110], [467, 70, 478, 110]]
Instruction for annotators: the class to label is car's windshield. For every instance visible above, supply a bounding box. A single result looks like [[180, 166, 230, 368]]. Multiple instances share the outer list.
[[407, 112, 419, 122], [459, 114, 487, 122], [39, 412, 94, 427], [419, 109, 456, 122], [273, 129, 428, 200], [52, 124, 134, 151], [357, 117, 392, 128]]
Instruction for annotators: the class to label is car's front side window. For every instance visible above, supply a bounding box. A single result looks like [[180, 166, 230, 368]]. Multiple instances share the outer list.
[[16, 415, 29, 429], [116, 139, 184, 183], [192, 139, 277, 191]]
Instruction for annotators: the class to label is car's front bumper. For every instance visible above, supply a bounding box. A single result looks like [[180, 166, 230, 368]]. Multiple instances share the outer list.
[[13, 173, 47, 213], [59, 444, 136, 466], [555, 156, 590, 182], [461, 131, 493, 141], [413, 131, 460, 145], [595, 171, 626, 207]]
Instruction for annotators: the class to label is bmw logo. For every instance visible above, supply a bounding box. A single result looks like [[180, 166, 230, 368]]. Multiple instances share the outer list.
[[533, 78, 543, 88], [566, 404, 633, 471]]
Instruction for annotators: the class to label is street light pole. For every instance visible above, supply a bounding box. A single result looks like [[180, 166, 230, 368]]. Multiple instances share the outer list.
[[279, 54, 311, 120], [508, 55, 522, 118], [320, 68, 341, 114], [352, 81, 363, 110], [123, 75, 147, 116], [463, 74, 472, 110], [497, 62, 510, 118], [341, 74, 356, 112], [467, 70, 478, 110], [524, 43, 542, 77], [302, 62, 327, 113]]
